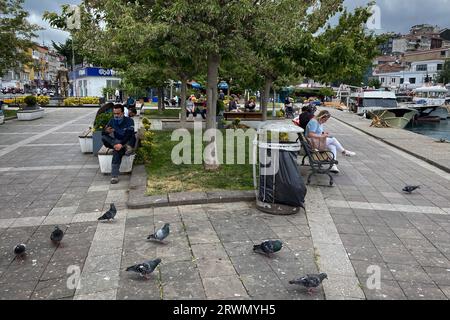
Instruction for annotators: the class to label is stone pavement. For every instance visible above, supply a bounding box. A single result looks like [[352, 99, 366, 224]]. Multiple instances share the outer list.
[[0, 108, 449, 300]]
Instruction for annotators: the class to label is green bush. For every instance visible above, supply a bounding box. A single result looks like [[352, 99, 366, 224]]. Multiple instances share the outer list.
[[94, 112, 113, 131], [135, 126, 155, 165], [216, 99, 225, 116], [24, 95, 37, 107]]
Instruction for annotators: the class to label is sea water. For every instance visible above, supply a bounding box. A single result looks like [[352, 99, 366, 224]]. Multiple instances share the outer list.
[[405, 119, 450, 141]]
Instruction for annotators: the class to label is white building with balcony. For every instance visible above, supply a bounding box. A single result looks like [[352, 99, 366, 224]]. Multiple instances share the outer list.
[[374, 59, 446, 90]]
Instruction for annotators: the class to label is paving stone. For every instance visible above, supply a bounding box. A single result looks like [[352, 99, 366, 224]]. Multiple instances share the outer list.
[[230, 255, 272, 275], [240, 273, 291, 299], [191, 243, 228, 260], [168, 192, 208, 205], [359, 279, 407, 300], [74, 289, 117, 300], [82, 254, 122, 274], [423, 267, 450, 287], [31, 277, 76, 300], [0, 280, 36, 300], [398, 281, 448, 300], [202, 275, 248, 299], [163, 278, 206, 300], [387, 264, 433, 284], [75, 270, 120, 296]]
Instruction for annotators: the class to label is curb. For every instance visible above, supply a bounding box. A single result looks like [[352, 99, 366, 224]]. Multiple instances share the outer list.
[[127, 165, 256, 209], [332, 114, 450, 175]]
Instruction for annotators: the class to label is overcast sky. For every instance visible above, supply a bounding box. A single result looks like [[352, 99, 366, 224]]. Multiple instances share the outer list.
[[25, 0, 450, 47]]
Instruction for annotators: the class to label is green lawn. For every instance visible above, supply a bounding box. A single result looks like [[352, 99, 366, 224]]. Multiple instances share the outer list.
[[146, 130, 254, 195], [3, 110, 17, 118], [142, 109, 181, 118]]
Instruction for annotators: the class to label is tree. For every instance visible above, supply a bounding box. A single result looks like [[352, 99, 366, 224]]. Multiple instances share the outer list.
[[51, 38, 84, 70], [368, 79, 381, 89], [0, 0, 40, 76], [438, 60, 450, 85]]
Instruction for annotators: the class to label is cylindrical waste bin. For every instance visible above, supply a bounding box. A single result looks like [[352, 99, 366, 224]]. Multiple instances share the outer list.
[[253, 122, 307, 215]]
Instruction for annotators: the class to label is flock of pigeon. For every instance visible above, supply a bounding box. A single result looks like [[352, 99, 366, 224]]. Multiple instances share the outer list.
[[11, 202, 332, 295], [12, 184, 422, 296]]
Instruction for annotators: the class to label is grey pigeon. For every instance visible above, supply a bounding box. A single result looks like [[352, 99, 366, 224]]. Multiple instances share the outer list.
[[14, 244, 26, 256], [289, 273, 328, 294], [50, 226, 64, 244], [98, 203, 117, 221], [147, 223, 170, 242], [126, 258, 161, 279], [403, 185, 420, 194], [253, 240, 283, 256]]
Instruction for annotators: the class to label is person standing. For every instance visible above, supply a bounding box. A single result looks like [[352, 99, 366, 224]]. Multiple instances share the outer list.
[[115, 88, 121, 102]]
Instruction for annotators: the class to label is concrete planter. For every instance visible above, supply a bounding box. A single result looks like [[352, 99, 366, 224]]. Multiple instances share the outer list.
[[92, 131, 104, 155], [0, 115, 4, 124], [17, 108, 44, 121], [98, 154, 136, 174], [78, 137, 93, 153]]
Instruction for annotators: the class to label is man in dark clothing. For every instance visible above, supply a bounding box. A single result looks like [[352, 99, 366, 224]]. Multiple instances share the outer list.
[[102, 104, 136, 184], [298, 105, 316, 131]]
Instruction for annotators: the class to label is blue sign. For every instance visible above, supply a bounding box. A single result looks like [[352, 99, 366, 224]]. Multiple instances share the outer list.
[[70, 67, 117, 80]]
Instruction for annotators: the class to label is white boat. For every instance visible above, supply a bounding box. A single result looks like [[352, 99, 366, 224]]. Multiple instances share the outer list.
[[350, 90, 417, 129], [413, 86, 448, 107]]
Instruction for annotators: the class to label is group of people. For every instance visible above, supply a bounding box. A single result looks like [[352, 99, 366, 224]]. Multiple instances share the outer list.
[[295, 105, 356, 173], [229, 95, 257, 112], [186, 95, 207, 119]]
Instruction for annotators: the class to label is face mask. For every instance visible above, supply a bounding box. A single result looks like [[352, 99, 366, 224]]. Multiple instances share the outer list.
[[114, 116, 124, 124]]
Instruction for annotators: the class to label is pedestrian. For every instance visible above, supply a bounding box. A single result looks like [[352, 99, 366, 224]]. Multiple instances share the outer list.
[[115, 88, 121, 102]]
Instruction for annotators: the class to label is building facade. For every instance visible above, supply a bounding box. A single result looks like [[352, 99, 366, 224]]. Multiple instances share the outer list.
[[69, 67, 121, 97]]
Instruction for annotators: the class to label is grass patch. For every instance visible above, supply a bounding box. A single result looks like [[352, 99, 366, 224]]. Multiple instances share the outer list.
[[146, 130, 254, 195], [3, 110, 17, 118], [142, 109, 181, 119]]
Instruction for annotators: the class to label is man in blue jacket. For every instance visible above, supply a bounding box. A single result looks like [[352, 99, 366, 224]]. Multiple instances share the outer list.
[[102, 104, 136, 184]]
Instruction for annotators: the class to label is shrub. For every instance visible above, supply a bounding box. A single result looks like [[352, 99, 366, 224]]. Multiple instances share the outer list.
[[216, 99, 225, 116], [24, 95, 37, 107], [93, 112, 113, 131], [64, 97, 100, 106], [249, 96, 257, 101], [142, 117, 150, 125], [37, 96, 50, 106], [135, 123, 154, 165]]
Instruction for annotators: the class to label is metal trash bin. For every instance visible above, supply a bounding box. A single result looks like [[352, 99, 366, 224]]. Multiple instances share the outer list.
[[253, 122, 307, 215]]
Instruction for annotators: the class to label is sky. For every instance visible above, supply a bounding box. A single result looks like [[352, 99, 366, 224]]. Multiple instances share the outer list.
[[25, 0, 450, 47]]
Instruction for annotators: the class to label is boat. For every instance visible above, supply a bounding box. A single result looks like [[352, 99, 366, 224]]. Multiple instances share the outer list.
[[370, 108, 418, 128], [397, 86, 449, 120], [349, 90, 417, 129], [413, 86, 448, 107]]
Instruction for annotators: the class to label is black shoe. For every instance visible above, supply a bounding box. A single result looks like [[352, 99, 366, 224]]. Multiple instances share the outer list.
[[111, 177, 119, 184]]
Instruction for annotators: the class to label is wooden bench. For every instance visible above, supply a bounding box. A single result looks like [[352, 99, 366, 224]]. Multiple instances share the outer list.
[[297, 133, 338, 186], [224, 111, 263, 121]]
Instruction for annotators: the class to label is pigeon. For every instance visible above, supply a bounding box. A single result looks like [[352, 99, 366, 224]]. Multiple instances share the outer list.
[[147, 223, 170, 242], [14, 244, 26, 257], [126, 258, 161, 279], [50, 226, 64, 244], [98, 203, 117, 221], [402, 185, 420, 194], [253, 240, 283, 256], [289, 273, 328, 294]]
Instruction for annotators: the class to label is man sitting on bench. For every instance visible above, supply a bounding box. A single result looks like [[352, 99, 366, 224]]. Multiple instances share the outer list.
[[102, 104, 136, 184]]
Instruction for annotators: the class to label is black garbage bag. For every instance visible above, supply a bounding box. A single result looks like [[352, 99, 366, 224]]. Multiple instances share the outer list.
[[259, 148, 307, 207]]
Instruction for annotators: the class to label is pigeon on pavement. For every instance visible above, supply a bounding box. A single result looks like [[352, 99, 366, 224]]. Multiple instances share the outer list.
[[253, 240, 283, 256], [50, 226, 64, 244], [14, 244, 26, 257], [126, 258, 161, 279], [98, 203, 117, 221], [402, 185, 420, 194], [147, 223, 170, 242], [289, 273, 328, 294]]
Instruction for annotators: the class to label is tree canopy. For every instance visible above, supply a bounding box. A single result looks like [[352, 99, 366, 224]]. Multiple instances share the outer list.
[[0, 0, 40, 76]]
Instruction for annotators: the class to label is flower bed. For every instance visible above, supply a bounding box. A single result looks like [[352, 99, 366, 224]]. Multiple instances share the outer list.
[[63, 97, 100, 106]]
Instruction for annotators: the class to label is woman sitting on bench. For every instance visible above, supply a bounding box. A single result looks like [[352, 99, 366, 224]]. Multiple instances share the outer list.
[[305, 110, 356, 173]]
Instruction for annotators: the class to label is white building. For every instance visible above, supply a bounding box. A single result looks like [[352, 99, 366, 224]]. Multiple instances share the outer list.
[[69, 67, 121, 97], [374, 59, 446, 89]]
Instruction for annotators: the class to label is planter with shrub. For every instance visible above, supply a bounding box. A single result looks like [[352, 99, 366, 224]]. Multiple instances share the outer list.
[[17, 96, 45, 121], [78, 127, 94, 153], [0, 110, 4, 124], [92, 112, 113, 155]]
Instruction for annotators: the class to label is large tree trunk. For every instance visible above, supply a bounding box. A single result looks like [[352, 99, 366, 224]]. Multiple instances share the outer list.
[[204, 53, 220, 171], [261, 77, 272, 122], [180, 77, 188, 127]]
